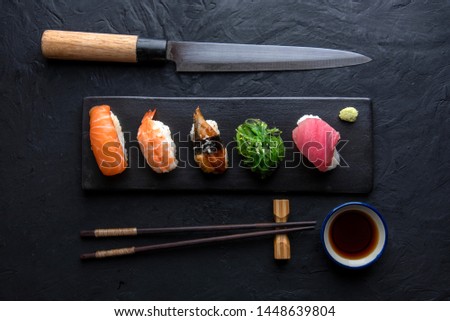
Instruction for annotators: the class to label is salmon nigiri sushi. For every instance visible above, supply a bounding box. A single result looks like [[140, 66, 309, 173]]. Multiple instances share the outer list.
[[190, 107, 228, 174], [292, 115, 341, 172], [89, 105, 128, 176], [137, 109, 178, 173]]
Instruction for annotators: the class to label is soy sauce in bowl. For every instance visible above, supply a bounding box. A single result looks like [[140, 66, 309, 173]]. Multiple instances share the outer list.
[[321, 202, 388, 269], [329, 210, 379, 260]]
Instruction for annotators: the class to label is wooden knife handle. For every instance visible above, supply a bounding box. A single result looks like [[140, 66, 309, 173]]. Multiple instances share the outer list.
[[273, 199, 291, 260], [41, 30, 138, 63]]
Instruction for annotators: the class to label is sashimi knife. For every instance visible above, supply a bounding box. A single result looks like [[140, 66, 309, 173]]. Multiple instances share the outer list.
[[41, 30, 371, 72]]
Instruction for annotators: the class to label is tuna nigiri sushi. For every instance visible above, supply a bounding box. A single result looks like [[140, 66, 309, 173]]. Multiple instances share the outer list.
[[190, 107, 228, 174], [292, 115, 341, 172], [137, 109, 178, 173], [89, 105, 128, 176]]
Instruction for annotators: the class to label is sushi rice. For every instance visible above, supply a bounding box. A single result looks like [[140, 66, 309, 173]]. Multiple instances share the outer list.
[[189, 120, 220, 141], [110, 111, 128, 161]]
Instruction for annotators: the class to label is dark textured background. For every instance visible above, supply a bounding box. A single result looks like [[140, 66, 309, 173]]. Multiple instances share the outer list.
[[1, 0, 449, 300]]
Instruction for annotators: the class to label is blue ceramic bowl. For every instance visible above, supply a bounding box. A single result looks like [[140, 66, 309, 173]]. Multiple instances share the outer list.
[[321, 202, 388, 269]]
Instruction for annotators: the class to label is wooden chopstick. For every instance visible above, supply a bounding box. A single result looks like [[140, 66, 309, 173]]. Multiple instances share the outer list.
[[80, 225, 315, 260], [80, 221, 317, 238]]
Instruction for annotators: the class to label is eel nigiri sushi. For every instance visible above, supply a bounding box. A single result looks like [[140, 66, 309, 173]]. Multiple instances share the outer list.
[[89, 105, 128, 176], [137, 109, 178, 173], [190, 107, 228, 174], [292, 115, 341, 172]]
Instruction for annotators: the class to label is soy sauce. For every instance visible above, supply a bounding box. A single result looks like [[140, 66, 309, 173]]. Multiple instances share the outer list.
[[329, 210, 379, 259]]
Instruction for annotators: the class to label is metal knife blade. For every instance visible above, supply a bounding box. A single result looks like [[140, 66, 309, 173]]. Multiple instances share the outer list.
[[166, 41, 371, 72]]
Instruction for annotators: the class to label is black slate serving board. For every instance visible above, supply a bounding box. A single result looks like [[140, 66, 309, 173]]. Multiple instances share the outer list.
[[82, 96, 372, 193]]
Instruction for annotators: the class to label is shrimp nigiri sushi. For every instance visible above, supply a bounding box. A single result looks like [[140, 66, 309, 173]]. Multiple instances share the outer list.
[[190, 107, 228, 174], [89, 105, 128, 176], [137, 109, 178, 173], [292, 115, 341, 172]]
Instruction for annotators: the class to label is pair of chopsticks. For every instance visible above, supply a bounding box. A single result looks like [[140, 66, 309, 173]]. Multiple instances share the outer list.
[[80, 221, 316, 260]]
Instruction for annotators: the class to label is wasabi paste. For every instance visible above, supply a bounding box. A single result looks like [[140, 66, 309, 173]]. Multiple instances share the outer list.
[[339, 107, 359, 122]]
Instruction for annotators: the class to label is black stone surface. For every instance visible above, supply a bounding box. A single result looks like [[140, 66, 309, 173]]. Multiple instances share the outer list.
[[82, 96, 372, 192], [1, 0, 449, 300]]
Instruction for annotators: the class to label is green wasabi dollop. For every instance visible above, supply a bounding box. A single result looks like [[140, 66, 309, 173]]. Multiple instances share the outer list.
[[339, 107, 359, 122]]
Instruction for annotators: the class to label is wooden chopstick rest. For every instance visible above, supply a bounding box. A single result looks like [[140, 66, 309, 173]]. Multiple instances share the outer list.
[[273, 199, 291, 260]]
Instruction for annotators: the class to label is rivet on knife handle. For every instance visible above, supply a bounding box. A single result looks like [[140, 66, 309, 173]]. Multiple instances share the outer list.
[[41, 30, 167, 63]]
